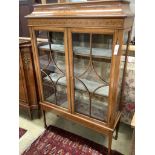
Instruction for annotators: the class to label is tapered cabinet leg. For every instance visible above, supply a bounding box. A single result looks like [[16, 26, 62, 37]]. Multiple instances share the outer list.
[[108, 134, 113, 155], [28, 109, 33, 120], [115, 120, 120, 140], [43, 110, 47, 128]]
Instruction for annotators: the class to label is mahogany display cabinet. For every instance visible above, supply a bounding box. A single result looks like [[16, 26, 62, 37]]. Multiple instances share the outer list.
[[26, 0, 134, 154]]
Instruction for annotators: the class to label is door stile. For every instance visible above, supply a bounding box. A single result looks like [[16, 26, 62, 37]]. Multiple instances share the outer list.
[[107, 29, 118, 126], [68, 28, 75, 114], [64, 28, 72, 113], [108, 29, 124, 127], [29, 27, 44, 102]]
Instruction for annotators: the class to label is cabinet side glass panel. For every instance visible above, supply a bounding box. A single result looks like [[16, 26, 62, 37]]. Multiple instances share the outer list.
[[72, 32, 113, 122], [116, 31, 131, 112], [35, 30, 68, 109]]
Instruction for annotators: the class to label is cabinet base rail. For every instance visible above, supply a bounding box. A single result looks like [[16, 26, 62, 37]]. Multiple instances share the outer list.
[[41, 102, 121, 155]]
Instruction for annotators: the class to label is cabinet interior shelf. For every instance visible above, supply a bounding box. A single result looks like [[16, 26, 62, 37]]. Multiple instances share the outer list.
[[43, 72, 109, 97], [38, 43, 112, 59]]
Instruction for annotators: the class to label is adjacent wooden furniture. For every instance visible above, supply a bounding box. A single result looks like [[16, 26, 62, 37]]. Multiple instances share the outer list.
[[19, 39, 39, 119], [26, 1, 134, 154]]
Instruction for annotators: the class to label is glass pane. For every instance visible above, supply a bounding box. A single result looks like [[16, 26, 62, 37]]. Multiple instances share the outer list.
[[36, 30, 68, 109], [117, 31, 130, 111], [72, 32, 113, 122]]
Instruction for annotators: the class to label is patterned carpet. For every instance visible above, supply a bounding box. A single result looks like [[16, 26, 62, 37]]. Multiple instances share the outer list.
[[19, 127, 27, 138], [22, 125, 123, 155]]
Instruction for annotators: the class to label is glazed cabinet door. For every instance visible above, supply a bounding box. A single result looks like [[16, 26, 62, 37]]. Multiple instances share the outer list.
[[33, 28, 71, 111], [68, 28, 115, 123]]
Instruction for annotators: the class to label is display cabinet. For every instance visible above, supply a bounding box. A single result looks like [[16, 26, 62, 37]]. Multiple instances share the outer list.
[[26, 1, 134, 154]]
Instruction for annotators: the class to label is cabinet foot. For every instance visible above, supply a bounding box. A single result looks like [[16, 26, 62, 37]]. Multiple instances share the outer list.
[[28, 109, 32, 120], [43, 110, 47, 128], [114, 120, 120, 140], [108, 134, 113, 155]]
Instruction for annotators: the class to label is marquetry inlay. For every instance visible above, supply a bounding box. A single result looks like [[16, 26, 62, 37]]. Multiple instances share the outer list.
[[23, 53, 31, 66], [28, 18, 124, 28]]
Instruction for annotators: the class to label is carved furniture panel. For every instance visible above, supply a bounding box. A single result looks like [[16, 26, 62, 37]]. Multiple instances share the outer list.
[[19, 39, 39, 119]]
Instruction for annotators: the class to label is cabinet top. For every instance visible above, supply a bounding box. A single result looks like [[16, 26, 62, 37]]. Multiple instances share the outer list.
[[26, 0, 133, 19]]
